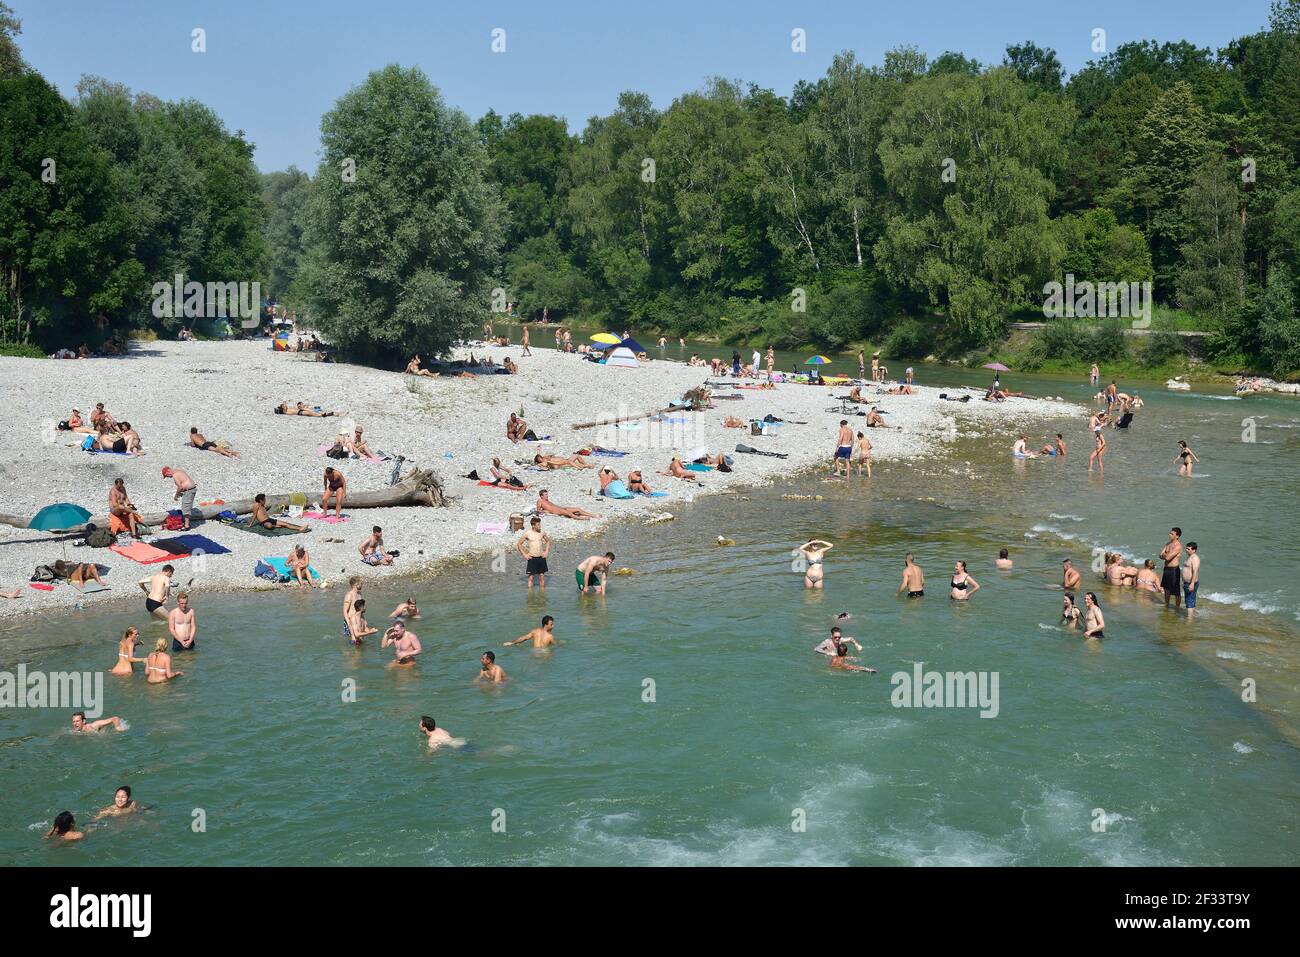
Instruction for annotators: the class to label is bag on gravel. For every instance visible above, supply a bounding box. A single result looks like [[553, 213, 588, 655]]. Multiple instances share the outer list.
[[84, 526, 114, 548]]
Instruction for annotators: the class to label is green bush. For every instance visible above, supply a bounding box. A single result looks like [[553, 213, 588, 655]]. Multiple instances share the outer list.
[[882, 318, 935, 358], [1140, 320, 1184, 368], [0, 342, 46, 358]]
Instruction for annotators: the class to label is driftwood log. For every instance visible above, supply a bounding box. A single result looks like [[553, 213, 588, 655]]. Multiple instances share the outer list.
[[0, 468, 448, 533]]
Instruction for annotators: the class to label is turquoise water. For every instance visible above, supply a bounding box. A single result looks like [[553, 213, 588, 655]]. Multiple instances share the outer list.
[[3, 360, 1299, 865]]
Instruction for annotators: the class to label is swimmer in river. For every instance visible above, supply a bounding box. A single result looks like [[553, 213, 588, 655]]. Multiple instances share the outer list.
[[830, 641, 876, 673], [1061, 558, 1081, 592], [1104, 552, 1139, 587], [814, 626, 862, 656], [388, 597, 421, 620], [109, 627, 145, 676], [419, 715, 457, 749], [94, 786, 137, 820], [505, 615, 556, 649], [949, 561, 980, 600], [996, 548, 1013, 570], [1175, 440, 1200, 477], [1060, 594, 1081, 629], [381, 620, 422, 665], [575, 553, 615, 595], [167, 592, 197, 651], [145, 638, 183, 683], [1135, 559, 1161, 593], [477, 651, 506, 683], [799, 539, 833, 589], [1082, 592, 1105, 639], [344, 597, 378, 646], [45, 811, 84, 841], [897, 553, 925, 597], [71, 711, 126, 733]]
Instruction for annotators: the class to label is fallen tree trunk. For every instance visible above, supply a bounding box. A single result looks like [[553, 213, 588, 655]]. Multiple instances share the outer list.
[[572, 405, 684, 430], [0, 469, 448, 533]]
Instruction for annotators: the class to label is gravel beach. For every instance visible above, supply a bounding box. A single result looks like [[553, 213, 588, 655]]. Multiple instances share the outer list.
[[0, 339, 1080, 620]]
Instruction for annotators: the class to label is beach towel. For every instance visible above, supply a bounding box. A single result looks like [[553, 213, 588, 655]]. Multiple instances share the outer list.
[[223, 519, 302, 537], [161, 534, 231, 556], [262, 554, 319, 582], [685, 463, 714, 472], [29, 582, 55, 591], [110, 541, 181, 564], [69, 580, 111, 594], [476, 522, 508, 534], [601, 480, 635, 500], [637, 490, 669, 498], [302, 511, 349, 523]]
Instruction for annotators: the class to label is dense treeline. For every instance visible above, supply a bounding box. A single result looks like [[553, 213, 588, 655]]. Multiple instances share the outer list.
[[3, 1, 1300, 375]]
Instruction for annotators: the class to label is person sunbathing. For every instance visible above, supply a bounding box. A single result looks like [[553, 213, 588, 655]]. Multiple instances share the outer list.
[[488, 458, 527, 488], [506, 413, 535, 443], [660, 457, 696, 480], [884, 383, 914, 395], [52, 560, 106, 587], [108, 479, 142, 537], [94, 423, 129, 454], [626, 470, 653, 494], [533, 453, 594, 470], [190, 427, 239, 457], [276, 401, 338, 417], [251, 493, 308, 532], [694, 452, 732, 472], [536, 490, 598, 521], [846, 386, 870, 404], [66, 409, 95, 434], [405, 354, 437, 377]]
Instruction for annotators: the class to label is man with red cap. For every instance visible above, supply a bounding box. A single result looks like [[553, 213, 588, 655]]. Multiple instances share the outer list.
[[161, 466, 198, 530]]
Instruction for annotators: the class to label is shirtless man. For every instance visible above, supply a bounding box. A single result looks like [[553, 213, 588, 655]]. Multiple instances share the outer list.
[[1160, 527, 1183, 609], [109, 478, 142, 538], [537, 489, 598, 521], [660, 457, 696, 481], [344, 597, 378, 646], [521, 325, 531, 356], [833, 420, 854, 477], [1082, 592, 1106, 639], [251, 493, 308, 532], [382, 620, 422, 665], [996, 548, 1013, 569], [1087, 410, 1107, 433], [161, 466, 197, 530], [847, 386, 868, 404], [534, 453, 595, 470], [1012, 435, 1036, 458], [506, 413, 531, 443], [477, 651, 506, 683], [866, 407, 890, 429], [360, 526, 394, 566], [189, 427, 238, 457], [71, 711, 126, 733], [897, 553, 925, 597], [1037, 434, 1066, 457], [90, 402, 118, 432], [167, 592, 197, 651], [505, 615, 556, 648], [1181, 541, 1200, 617], [855, 432, 872, 477], [1061, 558, 1081, 593], [138, 565, 174, 620], [576, 553, 615, 595], [94, 786, 138, 820], [405, 355, 436, 377], [419, 715, 456, 749], [814, 626, 862, 656], [516, 516, 551, 588]]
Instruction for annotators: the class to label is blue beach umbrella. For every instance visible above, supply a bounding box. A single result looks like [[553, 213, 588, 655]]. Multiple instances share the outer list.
[[29, 503, 92, 531]]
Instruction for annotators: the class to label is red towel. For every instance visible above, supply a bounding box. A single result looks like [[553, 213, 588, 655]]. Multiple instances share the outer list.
[[29, 582, 55, 591], [110, 541, 186, 564]]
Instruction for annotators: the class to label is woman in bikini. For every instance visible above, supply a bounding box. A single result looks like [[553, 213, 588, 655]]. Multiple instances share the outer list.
[[1082, 592, 1106, 639], [1175, 440, 1199, 477], [1135, 559, 1161, 593], [1060, 594, 1081, 629], [949, 561, 980, 600], [627, 470, 652, 494], [799, 539, 833, 589], [67, 409, 95, 434], [323, 468, 347, 516], [109, 627, 146, 676], [145, 638, 183, 684]]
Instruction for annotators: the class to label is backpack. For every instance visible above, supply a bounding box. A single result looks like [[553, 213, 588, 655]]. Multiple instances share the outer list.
[[254, 561, 288, 584], [84, 526, 114, 548], [31, 564, 57, 582], [162, 514, 185, 531]]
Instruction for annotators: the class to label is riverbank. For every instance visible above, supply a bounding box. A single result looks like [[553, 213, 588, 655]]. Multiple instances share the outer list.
[[0, 340, 1081, 621]]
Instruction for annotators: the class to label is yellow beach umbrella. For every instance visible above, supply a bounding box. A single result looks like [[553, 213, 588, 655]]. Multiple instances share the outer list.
[[591, 333, 621, 344]]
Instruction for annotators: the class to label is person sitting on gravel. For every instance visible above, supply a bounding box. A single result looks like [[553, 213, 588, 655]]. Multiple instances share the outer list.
[[276, 401, 339, 417], [251, 493, 308, 532], [866, 406, 894, 429], [533, 453, 594, 470], [503, 357, 518, 374], [190, 427, 239, 457], [846, 386, 869, 404], [536, 490, 598, 521], [348, 426, 375, 458], [626, 470, 653, 494], [506, 413, 536, 443], [52, 559, 106, 588], [90, 403, 119, 432], [405, 355, 438, 378], [65, 409, 95, 434], [488, 458, 528, 488], [597, 468, 618, 493], [359, 525, 395, 566], [117, 421, 142, 453]]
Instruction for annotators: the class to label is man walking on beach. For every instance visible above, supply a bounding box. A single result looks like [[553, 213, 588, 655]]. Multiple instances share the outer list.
[[834, 420, 854, 478], [521, 325, 531, 357], [516, 516, 551, 588], [162, 466, 197, 530], [1181, 541, 1200, 617], [1160, 527, 1183, 609]]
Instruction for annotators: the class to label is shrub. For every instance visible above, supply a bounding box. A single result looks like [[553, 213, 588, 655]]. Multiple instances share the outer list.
[[882, 318, 935, 358], [0, 342, 46, 358]]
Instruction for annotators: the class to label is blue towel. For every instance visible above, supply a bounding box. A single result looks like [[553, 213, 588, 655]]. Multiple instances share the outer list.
[[262, 555, 319, 582], [602, 480, 634, 499], [167, 534, 232, 556]]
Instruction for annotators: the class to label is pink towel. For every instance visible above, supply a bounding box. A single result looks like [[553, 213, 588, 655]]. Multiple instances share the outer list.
[[476, 522, 507, 534], [302, 511, 349, 523]]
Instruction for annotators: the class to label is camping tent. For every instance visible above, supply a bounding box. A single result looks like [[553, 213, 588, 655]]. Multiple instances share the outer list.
[[603, 346, 640, 368]]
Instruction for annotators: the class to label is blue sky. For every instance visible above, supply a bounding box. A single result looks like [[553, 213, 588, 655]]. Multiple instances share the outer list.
[[13, 0, 1275, 173]]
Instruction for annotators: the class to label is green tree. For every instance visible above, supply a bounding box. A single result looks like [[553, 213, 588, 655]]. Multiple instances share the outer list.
[[1258, 263, 1300, 373], [302, 65, 506, 364], [261, 167, 312, 302], [1175, 158, 1245, 325], [0, 1, 23, 78], [1003, 42, 1063, 93]]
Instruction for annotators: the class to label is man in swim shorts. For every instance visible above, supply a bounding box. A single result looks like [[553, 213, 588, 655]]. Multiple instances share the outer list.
[[138, 565, 174, 620], [167, 592, 197, 651], [897, 553, 925, 597], [516, 516, 551, 589], [161, 466, 197, 530], [1181, 541, 1200, 617], [576, 553, 615, 595], [833, 420, 853, 477], [1160, 527, 1183, 609]]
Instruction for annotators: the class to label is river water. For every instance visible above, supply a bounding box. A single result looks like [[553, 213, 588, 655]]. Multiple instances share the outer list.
[[3, 343, 1298, 865]]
